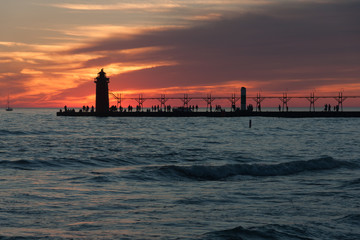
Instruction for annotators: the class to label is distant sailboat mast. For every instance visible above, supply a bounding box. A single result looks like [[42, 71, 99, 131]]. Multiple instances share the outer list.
[[6, 95, 13, 111]]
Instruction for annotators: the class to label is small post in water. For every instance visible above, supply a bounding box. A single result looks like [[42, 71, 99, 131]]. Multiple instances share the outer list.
[[249, 119, 252, 128]]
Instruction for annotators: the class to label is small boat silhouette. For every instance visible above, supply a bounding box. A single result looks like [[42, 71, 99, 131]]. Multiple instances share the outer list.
[[6, 95, 13, 111]]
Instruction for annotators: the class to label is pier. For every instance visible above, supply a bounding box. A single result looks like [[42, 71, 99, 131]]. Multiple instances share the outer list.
[[57, 110, 360, 118], [57, 69, 360, 118]]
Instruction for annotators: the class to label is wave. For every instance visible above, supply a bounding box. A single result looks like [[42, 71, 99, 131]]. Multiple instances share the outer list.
[[203, 220, 360, 240], [0, 236, 66, 240], [341, 178, 360, 188], [0, 129, 28, 136], [0, 129, 52, 136], [156, 157, 356, 180], [202, 224, 318, 240], [0, 159, 49, 170], [0, 158, 101, 170], [0, 155, 142, 170], [0, 156, 356, 177], [336, 214, 360, 225]]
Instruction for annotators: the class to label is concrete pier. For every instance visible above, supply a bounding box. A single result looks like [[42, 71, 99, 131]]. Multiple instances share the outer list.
[[57, 110, 360, 118]]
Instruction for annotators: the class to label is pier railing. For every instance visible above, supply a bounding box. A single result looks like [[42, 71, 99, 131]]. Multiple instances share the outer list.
[[110, 92, 360, 112]]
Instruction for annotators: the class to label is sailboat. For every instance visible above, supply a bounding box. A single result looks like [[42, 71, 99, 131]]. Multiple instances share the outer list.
[[6, 95, 13, 111]]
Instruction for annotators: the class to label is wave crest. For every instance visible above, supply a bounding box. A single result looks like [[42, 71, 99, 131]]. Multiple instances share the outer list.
[[157, 157, 355, 180], [203, 224, 318, 240]]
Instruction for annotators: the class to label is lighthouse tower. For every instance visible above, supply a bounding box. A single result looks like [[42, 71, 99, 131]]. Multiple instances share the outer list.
[[94, 69, 109, 114]]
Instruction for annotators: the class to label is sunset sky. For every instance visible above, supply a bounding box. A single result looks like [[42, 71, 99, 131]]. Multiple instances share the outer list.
[[1, 0, 359, 108]]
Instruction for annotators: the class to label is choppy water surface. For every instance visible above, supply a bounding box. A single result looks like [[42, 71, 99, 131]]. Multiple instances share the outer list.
[[0, 109, 359, 239]]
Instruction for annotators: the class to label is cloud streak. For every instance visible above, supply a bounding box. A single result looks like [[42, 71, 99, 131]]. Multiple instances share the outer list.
[[52, 2, 180, 11], [68, 1, 360, 94]]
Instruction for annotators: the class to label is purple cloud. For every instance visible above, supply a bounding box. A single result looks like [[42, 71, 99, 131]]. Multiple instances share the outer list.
[[67, 1, 360, 93]]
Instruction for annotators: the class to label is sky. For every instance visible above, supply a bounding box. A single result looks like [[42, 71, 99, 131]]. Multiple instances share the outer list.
[[1, 0, 360, 108]]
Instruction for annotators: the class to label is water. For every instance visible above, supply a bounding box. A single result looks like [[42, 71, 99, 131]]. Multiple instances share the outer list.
[[1, 109, 359, 239]]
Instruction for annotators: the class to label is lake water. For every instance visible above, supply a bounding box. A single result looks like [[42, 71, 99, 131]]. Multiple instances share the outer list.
[[1, 109, 359, 239]]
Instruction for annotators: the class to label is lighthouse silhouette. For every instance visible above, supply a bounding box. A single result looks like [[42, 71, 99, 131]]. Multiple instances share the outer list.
[[94, 69, 109, 114]]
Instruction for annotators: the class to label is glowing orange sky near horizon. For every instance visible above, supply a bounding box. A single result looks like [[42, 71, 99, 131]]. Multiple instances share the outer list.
[[1, 0, 359, 108]]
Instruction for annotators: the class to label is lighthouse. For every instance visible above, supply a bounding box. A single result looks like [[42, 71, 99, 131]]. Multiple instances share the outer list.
[[94, 69, 109, 114]]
